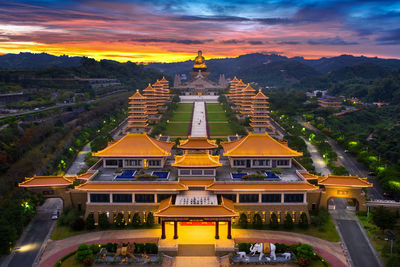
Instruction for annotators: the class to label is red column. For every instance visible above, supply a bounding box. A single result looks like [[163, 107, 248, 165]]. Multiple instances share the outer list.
[[173, 221, 178, 239], [161, 220, 166, 239], [215, 221, 219, 239], [227, 220, 232, 239]]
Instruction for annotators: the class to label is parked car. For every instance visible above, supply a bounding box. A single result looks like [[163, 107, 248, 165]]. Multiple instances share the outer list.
[[51, 211, 59, 220]]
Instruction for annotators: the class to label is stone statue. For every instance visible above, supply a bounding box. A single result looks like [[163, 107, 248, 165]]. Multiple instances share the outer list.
[[113, 242, 137, 261], [193, 50, 207, 70], [249, 242, 276, 261]]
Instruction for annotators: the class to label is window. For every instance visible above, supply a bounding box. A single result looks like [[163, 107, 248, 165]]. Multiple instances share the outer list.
[[135, 194, 155, 203], [90, 194, 110, 203], [284, 194, 304, 203], [239, 194, 259, 203], [252, 159, 270, 166], [204, 170, 214, 175], [125, 160, 141, 166], [157, 194, 172, 202], [262, 194, 281, 203], [277, 160, 290, 166], [180, 169, 190, 175], [219, 194, 237, 203], [148, 160, 161, 166], [105, 160, 118, 166], [233, 160, 246, 166], [112, 194, 132, 203], [191, 169, 203, 175]]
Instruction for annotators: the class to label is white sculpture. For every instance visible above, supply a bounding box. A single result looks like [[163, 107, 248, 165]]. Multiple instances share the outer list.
[[237, 251, 247, 259], [249, 242, 277, 261], [282, 252, 291, 260]]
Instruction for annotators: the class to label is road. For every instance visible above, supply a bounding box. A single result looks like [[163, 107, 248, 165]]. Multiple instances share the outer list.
[[66, 143, 91, 175], [297, 119, 385, 200], [302, 137, 331, 176], [4, 198, 62, 267]]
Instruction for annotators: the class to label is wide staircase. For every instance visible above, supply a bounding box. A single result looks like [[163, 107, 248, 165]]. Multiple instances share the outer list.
[[172, 244, 219, 267]]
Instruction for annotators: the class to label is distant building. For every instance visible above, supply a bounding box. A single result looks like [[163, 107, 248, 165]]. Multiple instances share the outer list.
[[317, 95, 342, 108]]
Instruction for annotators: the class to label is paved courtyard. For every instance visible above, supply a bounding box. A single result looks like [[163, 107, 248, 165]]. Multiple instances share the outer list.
[[190, 101, 207, 137]]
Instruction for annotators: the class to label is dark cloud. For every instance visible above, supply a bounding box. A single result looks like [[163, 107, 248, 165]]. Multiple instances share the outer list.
[[220, 39, 244, 44], [376, 28, 400, 45], [133, 38, 213, 44], [277, 41, 301, 45], [255, 18, 294, 25], [308, 37, 359, 45], [248, 40, 263, 45]]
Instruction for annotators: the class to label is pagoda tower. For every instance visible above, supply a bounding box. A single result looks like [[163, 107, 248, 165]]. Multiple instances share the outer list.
[[142, 84, 160, 123], [152, 80, 168, 112], [127, 90, 148, 133], [239, 83, 256, 116], [231, 79, 247, 108], [250, 89, 271, 133], [159, 76, 172, 102]]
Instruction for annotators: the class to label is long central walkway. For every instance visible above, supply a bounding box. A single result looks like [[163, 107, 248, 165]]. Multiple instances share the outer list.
[[190, 101, 207, 137]]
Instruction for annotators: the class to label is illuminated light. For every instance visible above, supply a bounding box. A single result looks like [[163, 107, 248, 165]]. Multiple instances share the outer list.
[[18, 243, 39, 252], [68, 148, 73, 152], [368, 156, 378, 161], [348, 141, 358, 146], [302, 128, 306, 132], [377, 166, 385, 172], [103, 120, 106, 124]]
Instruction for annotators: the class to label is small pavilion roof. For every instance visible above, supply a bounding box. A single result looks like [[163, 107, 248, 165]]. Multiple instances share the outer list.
[[178, 136, 218, 149], [155, 196, 238, 218], [143, 84, 155, 92], [236, 80, 246, 87], [230, 76, 239, 83], [19, 175, 74, 187], [318, 174, 372, 187], [206, 181, 318, 191], [128, 90, 146, 99], [172, 152, 221, 167], [221, 132, 302, 157], [76, 182, 187, 191], [160, 76, 168, 82], [253, 89, 269, 99], [244, 84, 256, 92], [93, 133, 173, 157]]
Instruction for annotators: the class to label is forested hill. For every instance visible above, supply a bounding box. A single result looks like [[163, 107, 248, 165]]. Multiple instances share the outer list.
[[0, 52, 82, 69]]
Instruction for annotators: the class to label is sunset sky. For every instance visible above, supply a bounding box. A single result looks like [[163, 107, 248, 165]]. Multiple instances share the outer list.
[[0, 0, 399, 62]]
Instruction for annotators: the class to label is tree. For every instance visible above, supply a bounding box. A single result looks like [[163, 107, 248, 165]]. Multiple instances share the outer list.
[[0, 218, 18, 254], [114, 212, 125, 228], [372, 206, 396, 233], [296, 244, 314, 267], [239, 213, 248, 229], [98, 213, 110, 229], [71, 217, 85, 231], [284, 213, 294, 229], [299, 212, 309, 229], [253, 213, 263, 229], [131, 212, 141, 227], [270, 213, 279, 229], [85, 214, 95, 230], [76, 243, 93, 262], [146, 212, 155, 227]]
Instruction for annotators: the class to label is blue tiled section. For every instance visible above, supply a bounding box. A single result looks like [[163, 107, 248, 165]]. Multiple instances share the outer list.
[[152, 171, 169, 179], [231, 173, 247, 179], [265, 171, 280, 179], [115, 170, 136, 179]]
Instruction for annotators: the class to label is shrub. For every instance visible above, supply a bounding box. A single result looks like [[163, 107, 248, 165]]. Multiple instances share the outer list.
[[114, 213, 125, 228], [238, 213, 248, 229], [144, 243, 158, 254], [299, 213, 309, 229], [89, 244, 100, 254], [387, 255, 400, 267], [238, 242, 251, 253], [135, 242, 145, 253], [83, 257, 93, 267], [253, 213, 263, 229], [284, 213, 294, 229], [312, 208, 329, 227], [146, 212, 155, 227], [270, 213, 279, 229], [98, 213, 110, 229], [71, 217, 85, 231], [131, 212, 141, 227], [76, 244, 93, 262], [85, 213, 95, 230], [295, 244, 314, 259], [274, 243, 290, 253]]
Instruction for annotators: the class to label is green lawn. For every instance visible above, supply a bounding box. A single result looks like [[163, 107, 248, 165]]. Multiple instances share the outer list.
[[206, 103, 233, 137], [164, 122, 190, 136], [206, 103, 225, 112], [170, 112, 192, 121], [51, 225, 87, 240], [60, 253, 84, 267], [207, 112, 229, 121], [209, 123, 235, 137], [175, 103, 193, 113]]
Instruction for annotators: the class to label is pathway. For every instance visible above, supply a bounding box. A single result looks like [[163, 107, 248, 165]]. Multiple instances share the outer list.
[[190, 101, 207, 137], [66, 143, 91, 175], [302, 137, 331, 176], [39, 229, 346, 267]]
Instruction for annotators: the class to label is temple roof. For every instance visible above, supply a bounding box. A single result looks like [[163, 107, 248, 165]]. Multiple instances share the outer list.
[[244, 84, 256, 92], [221, 133, 302, 157], [77, 172, 95, 180], [19, 175, 74, 187], [230, 76, 239, 83], [301, 172, 319, 180], [160, 76, 168, 82], [179, 179, 215, 187], [236, 80, 246, 87], [206, 181, 318, 191], [93, 133, 173, 157], [129, 90, 146, 99], [143, 84, 154, 92], [178, 136, 218, 149], [76, 182, 187, 191], [172, 152, 222, 167], [253, 89, 269, 99], [155, 196, 238, 218], [318, 174, 372, 187]]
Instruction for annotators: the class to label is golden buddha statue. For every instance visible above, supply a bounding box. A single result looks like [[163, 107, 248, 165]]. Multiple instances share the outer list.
[[193, 50, 207, 71]]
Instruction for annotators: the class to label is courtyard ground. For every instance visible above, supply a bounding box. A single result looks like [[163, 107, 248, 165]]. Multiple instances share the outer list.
[[206, 103, 234, 137]]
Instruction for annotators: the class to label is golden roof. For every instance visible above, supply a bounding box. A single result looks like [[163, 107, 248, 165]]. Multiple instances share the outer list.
[[253, 89, 269, 99], [221, 133, 302, 157], [160, 76, 168, 82], [301, 172, 319, 180], [93, 133, 173, 157], [155, 196, 238, 218], [77, 172, 95, 180], [206, 181, 318, 191], [19, 175, 74, 187], [76, 182, 187, 191], [244, 84, 256, 92], [143, 84, 154, 92], [236, 80, 246, 87], [318, 174, 372, 187], [178, 136, 218, 149], [230, 76, 239, 83], [128, 90, 146, 99], [172, 152, 221, 167]]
